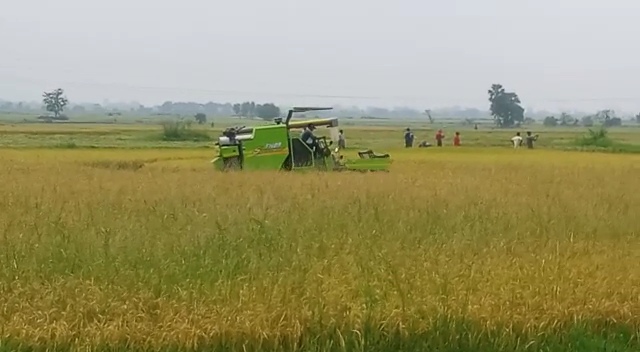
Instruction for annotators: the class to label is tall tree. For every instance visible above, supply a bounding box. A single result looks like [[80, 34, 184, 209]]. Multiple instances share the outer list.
[[595, 109, 614, 123], [255, 103, 280, 120], [597, 109, 622, 127], [194, 113, 207, 124], [581, 115, 594, 127], [559, 112, 574, 126], [232, 103, 241, 116], [42, 88, 69, 119], [240, 102, 251, 117], [487, 84, 524, 128], [249, 101, 256, 117], [635, 113, 640, 124], [543, 116, 558, 127]]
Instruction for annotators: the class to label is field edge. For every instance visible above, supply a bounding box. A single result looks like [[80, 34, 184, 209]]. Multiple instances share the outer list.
[[0, 318, 637, 352]]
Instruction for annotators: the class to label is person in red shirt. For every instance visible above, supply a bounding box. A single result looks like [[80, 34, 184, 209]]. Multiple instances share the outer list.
[[435, 129, 445, 147], [453, 131, 461, 146]]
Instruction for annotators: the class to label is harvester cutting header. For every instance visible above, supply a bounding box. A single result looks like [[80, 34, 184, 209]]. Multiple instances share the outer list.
[[212, 107, 391, 172]]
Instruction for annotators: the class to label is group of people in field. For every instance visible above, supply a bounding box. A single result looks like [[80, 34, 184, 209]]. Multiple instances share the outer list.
[[403, 128, 461, 148], [403, 128, 539, 149], [304, 123, 539, 151], [510, 131, 539, 149]]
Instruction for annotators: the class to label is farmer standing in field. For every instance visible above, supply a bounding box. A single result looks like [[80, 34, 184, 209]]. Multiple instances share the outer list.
[[525, 131, 539, 149], [338, 129, 346, 149], [404, 128, 414, 148], [435, 129, 445, 147], [511, 132, 523, 148], [453, 131, 461, 146]]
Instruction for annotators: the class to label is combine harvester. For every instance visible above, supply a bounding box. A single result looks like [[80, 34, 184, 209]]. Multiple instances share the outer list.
[[212, 107, 392, 172]]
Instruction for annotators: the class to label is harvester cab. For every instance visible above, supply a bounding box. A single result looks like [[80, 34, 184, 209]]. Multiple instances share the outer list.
[[212, 106, 392, 172]]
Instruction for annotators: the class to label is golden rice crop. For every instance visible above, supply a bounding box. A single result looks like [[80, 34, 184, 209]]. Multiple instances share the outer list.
[[0, 148, 638, 351]]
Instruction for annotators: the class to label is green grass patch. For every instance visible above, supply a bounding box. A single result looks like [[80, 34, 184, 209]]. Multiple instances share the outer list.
[[0, 318, 637, 351], [160, 120, 212, 142], [568, 126, 640, 154]]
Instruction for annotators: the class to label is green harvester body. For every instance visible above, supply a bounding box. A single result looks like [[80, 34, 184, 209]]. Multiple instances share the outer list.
[[212, 107, 392, 172]]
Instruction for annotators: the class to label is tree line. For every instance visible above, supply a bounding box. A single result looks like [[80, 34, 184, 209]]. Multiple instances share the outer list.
[[231, 102, 280, 119], [2, 87, 640, 126], [1, 95, 490, 120], [541, 110, 625, 128], [29, 89, 283, 124], [488, 83, 640, 127]]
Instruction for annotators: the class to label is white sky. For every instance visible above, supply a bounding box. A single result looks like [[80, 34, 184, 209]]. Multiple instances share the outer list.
[[1, 0, 639, 111]]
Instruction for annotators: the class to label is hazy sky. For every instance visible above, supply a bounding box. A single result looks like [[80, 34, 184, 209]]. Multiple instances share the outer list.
[[1, 0, 639, 111]]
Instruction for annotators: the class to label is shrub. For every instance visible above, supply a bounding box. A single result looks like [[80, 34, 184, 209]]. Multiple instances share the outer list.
[[575, 126, 613, 148], [53, 141, 78, 148], [543, 116, 558, 127], [161, 120, 211, 142]]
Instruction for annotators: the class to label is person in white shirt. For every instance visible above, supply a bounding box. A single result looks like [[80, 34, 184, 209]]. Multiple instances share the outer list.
[[511, 132, 523, 148], [338, 129, 346, 149]]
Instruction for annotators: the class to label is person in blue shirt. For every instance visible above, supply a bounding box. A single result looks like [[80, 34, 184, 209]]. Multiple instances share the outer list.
[[300, 123, 318, 150]]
